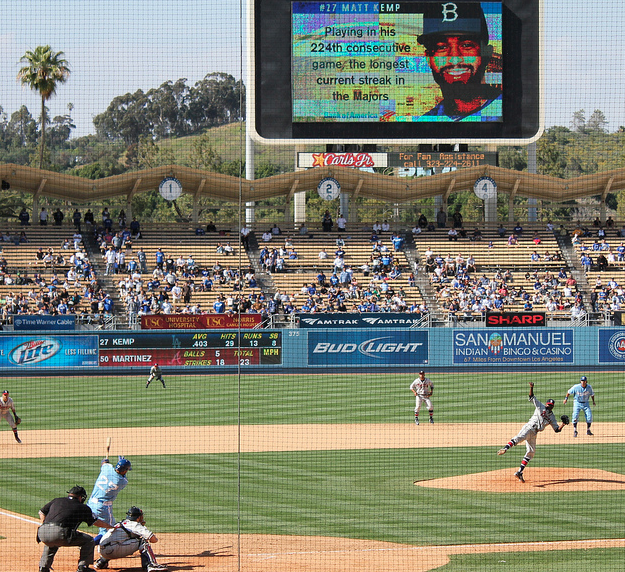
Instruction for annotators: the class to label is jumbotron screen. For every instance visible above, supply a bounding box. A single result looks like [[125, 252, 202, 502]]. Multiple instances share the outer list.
[[292, 2, 502, 124], [249, 0, 541, 143]]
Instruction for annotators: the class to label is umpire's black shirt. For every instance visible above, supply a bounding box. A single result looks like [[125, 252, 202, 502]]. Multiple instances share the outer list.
[[40, 497, 96, 529]]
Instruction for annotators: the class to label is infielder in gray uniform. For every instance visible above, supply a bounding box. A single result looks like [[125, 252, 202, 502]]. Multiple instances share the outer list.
[[95, 506, 167, 571], [497, 382, 566, 482], [0, 390, 21, 443], [410, 370, 434, 425], [146, 363, 166, 388]]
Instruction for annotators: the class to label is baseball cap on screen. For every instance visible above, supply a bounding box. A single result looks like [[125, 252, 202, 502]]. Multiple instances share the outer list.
[[546, 399, 555, 406]]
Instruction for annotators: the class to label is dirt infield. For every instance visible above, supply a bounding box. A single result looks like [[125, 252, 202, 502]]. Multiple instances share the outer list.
[[3, 422, 625, 571]]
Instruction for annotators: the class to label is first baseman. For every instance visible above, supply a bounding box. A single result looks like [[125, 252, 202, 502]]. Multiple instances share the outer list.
[[95, 506, 167, 571], [564, 375, 596, 437], [146, 363, 166, 388], [87, 456, 132, 535], [497, 382, 567, 482], [0, 390, 21, 443], [410, 370, 434, 425]]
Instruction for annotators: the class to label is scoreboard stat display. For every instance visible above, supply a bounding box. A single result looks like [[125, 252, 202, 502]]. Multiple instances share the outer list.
[[98, 332, 282, 367]]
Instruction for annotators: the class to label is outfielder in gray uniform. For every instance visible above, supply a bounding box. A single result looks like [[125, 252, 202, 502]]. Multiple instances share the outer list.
[[497, 382, 566, 482], [95, 506, 167, 571], [410, 370, 434, 425]]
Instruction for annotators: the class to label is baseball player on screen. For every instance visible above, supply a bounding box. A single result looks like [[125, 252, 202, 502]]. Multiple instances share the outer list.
[[410, 370, 434, 425], [564, 375, 596, 437], [88, 456, 132, 536], [497, 382, 567, 482]]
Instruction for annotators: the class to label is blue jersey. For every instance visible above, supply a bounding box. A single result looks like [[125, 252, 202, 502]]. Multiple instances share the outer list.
[[567, 383, 594, 403], [88, 462, 128, 505]]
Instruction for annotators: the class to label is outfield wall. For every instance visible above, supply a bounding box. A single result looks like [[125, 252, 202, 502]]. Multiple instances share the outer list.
[[2, 327, 625, 372]]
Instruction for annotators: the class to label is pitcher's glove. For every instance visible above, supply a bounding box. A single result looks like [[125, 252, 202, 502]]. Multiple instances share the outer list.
[[560, 414, 570, 425], [14, 415, 21, 425]]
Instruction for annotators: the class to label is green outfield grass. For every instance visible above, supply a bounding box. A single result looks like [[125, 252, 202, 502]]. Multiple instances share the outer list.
[[3, 370, 624, 571], [5, 371, 624, 429], [2, 446, 623, 542]]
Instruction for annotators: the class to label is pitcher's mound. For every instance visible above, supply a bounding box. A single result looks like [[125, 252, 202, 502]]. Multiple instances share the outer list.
[[415, 468, 625, 492]]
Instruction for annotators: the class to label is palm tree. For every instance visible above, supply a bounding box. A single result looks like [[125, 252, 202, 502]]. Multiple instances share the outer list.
[[17, 45, 70, 168]]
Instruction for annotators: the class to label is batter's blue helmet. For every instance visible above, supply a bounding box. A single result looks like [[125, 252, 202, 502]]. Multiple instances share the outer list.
[[581, 376, 587, 381], [116, 457, 132, 473]]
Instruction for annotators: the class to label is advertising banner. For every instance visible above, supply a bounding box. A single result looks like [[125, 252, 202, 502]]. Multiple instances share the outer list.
[[453, 329, 573, 365], [13, 315, 76, 331], [140, 314, 262, 330], [485, 312, 546, 327], [598, 329, 625, 362], [0, 335, 98, 368], [308, 330, 428, 366], [299, 313, 425, 328]]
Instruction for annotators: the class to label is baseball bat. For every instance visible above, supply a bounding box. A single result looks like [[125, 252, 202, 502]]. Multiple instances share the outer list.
[[106, 437, 112, 458]]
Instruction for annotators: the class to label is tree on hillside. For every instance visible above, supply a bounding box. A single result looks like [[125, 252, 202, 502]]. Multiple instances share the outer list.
[[17, 45, 70, 168], [586, 109, 609, 134]]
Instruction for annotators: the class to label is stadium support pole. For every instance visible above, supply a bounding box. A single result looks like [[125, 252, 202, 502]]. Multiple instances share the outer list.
[[293, 145, 306, 225], [245, 132, 255, 225], [527, 142, 538, 222]]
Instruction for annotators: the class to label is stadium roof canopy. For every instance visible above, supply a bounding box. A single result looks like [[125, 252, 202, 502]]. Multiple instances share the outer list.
[[1, 163, 624, 204]]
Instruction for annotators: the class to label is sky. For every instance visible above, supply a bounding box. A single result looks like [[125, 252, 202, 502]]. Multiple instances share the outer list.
[[1, 0, 624, 138]]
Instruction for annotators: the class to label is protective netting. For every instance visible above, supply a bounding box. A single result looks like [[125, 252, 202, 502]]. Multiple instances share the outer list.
[[0, 2, 624, 572]]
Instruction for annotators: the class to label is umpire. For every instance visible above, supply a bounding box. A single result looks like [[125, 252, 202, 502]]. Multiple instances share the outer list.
[[38, 485, 113, 572]]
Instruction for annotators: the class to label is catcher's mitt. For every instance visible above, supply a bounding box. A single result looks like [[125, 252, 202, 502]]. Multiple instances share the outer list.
[[560, 414, 570, 425], [14, 416, 21, 425]]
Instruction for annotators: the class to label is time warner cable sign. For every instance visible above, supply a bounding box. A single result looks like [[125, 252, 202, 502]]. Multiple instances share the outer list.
[[453, 329, 573, 365], [308, 330, 428, 366]]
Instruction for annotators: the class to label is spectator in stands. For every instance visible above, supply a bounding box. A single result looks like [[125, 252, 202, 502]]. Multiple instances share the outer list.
[[546, 220, 555, 232], [597, 252, 608, 271], [530, 250, 541, 262], [532, 232, 542, 244], [412, 224, 422, 237], [39, 207, 48, 226], [581, 253, 592, 273], [470, 227, 482, 241], [449, 210, 461, 229], [418, 213, 428, 229], [337, 213, 347, 232], [381, 220, 391, 232], [129, 217, 141, 238], [19, 231, 28, 243], [372, 221, 382, 233], [53, 208, 64, 226], [322, 210, 333, 232], [513, 222, 523, 236], [19, 208, 30, 226], [507, 233, 519, 247], [606, 216, 615, 229], [84, 209, 94, 228], [436, 207, 447, 228], [318, 248, 328, 260], [262, 230, 272, 242], [298, 222, 309, 237], [448, 228, 458, 241], [271, 223, 282, 236], [206, 221, 217, 232]]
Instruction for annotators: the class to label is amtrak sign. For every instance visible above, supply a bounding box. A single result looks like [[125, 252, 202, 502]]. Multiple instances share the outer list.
[[298, 313, 425, 328]]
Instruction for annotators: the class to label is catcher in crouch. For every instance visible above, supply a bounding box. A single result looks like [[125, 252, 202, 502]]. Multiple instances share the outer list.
[[497, 382, 569, 482], [95, 506, 167, 571]]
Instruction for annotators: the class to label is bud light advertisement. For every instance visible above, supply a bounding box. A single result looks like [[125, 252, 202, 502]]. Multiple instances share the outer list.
[[308, 330, 428, 366]]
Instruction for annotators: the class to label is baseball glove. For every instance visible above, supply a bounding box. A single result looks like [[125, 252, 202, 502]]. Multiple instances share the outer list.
[[560, 414, 570, 425], [14, 415, 21, 425]]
